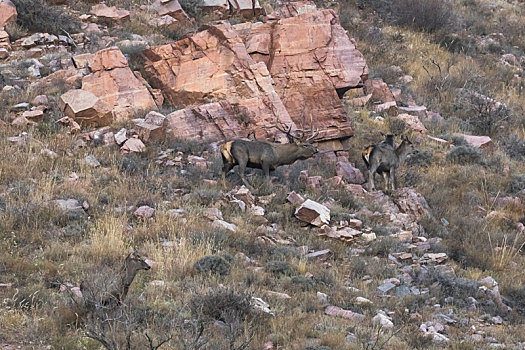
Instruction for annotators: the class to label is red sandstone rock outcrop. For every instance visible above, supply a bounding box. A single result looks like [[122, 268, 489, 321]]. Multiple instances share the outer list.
[[200, 0, 263, 18], [235, 6, 368, 141], [81, 47, 157, 121], [144, 21, 294, 141], [151, 0, 190, 21], [144, 3, 367, 144], [0, 0, 17, 28], [90, 4, 130, 24]]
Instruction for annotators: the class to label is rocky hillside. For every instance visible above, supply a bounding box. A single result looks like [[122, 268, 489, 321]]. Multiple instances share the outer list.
[[0, 0, 524, 349]]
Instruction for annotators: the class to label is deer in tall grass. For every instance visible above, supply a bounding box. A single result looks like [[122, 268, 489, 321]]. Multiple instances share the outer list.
[[81, 251, 151, 309], [362, 135, 414, 191], [221, 124, 318, 188]]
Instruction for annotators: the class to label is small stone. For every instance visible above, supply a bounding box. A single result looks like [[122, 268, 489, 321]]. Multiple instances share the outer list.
[[212, 219, 237, 232], [372, 312, 394, 329], [134, 205, 155, 219], [355, 296, 372, 305], [40, 148, 58, 159], [306, 249, 332, 260], [295, 199, 330, 227], [377, 282, 396, 295], [203, 208, 223, 221], [114, 128, 127, 144], [325, 306, 365, 322], [85, 154, 101, 167], [395, 285, 412, 298], [317, 292, 329, 305], [121, 138, 146, 153], [287, 191, 305, 206]]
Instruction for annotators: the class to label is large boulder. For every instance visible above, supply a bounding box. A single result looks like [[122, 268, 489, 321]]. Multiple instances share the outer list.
[[59, 89, 113, 126], [0, 0, 17, 28], [235, 6, 367, 142], [143, 21, 295, 141], [81, 47, 157, 121], [90, 4, 130, 24], [151, 0, 190, 21]]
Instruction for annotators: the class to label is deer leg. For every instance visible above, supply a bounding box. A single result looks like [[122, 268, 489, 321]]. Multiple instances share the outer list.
[[222, 162, 234, 188], [237, 161, 253, 189], [390, 168, 396, 191], [368, 164, 377, 191], [262, 162, 271, 183], [382, 172, 389, 191]]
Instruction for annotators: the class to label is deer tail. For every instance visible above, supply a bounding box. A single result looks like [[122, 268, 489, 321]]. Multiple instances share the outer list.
[[362, 145, 374, 168], [221, 141, 234, 163]]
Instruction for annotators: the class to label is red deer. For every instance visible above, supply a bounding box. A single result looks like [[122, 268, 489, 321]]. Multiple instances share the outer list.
[[363, 135, 414, 191], [221, 124, 318, 188]]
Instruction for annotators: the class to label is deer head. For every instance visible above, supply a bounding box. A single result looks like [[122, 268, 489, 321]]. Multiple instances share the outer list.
[[124, 251, 151, 272], [275, 123, 318, 157]]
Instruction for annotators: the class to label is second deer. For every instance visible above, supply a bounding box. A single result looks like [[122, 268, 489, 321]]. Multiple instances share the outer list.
[[363, 135, 414, 191]]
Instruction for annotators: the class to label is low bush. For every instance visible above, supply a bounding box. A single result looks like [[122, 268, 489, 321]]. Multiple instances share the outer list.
[[194, 255, 231, 276], [446, 145, 482, 165], [11, 0, 81, 35], [265, 260, 297, 276]]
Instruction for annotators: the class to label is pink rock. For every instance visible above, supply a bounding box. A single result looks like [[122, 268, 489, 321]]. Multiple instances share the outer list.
[[22, 110, 44, 122], [121, 138, 146, 153], [325, 305, 365, 322], [396, 113, 428, 134], [287, 191, 305, 206], [364, 78, 395, 104], [82, 47, 157, 121], [236, 8, 367, 141], [151, 0, 190, 21], [90, 3, 130, 24], [336, 161, 364, 184], [453, 133, 493, 149], [60, 89, 113, 126], [295, 199, 330, 227], [0, 0, 17, 28], [134, 205, 155, 219], [144, 21, 295, 142]]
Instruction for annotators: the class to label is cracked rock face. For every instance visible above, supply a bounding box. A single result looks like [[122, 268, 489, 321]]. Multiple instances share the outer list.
[[235, 8, 367, 142], [143, 4, 367, 143], [81, 47, 157, 122], [144, 21, 294, 141]]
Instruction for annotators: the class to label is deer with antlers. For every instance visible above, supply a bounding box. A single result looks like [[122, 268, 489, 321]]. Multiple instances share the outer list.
[[221, 124, 318, 188]]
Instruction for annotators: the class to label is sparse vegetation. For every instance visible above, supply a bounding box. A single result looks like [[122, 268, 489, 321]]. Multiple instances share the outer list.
[[1, 0, 525, 348], [11, 0, 81, 35]]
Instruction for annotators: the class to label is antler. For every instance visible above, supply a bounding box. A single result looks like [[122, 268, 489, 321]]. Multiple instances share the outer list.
[[274, 123, 298, 143]]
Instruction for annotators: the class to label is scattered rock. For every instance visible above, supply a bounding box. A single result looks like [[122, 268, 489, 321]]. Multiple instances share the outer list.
[[372, 311, 394, 329], [134, 205, 155, 219], [295, 199, 330, 227], [336, 161, 365, 184], [453, 133, 493, 149], [121, 138, 146, 153], [60, 89, 113, 126], [325, 306, 365, 322], [213, 219, 237, 232], [287, 191, 305, 206], [0, 0, 17, 28], [90, 3, 130, 24], [85, 154, 101, 167]]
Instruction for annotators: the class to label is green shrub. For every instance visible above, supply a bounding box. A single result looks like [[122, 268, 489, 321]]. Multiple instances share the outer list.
[[264, 260, 296, 276], [290, 276, 316, 291], [406, 150, 433, 167], [269, 246, 301, 261], [508, 174, 525, 194], [11, 0, 81, 35], [194, 255, 231, 276], [304, 346, 332, 350], [446, 145, 482, 165], [503, 134, 525, 161]]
